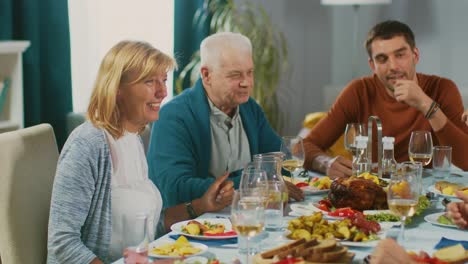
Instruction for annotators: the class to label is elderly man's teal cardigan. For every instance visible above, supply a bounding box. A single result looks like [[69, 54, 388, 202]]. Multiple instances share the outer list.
[[147, 79, 281, 207]]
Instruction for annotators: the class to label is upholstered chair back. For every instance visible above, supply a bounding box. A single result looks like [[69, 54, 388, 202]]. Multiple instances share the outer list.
[[0, 124, 58, 264]]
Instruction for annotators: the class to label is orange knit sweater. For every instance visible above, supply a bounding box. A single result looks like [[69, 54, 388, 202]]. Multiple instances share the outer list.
[[304, 73, 468, 171]]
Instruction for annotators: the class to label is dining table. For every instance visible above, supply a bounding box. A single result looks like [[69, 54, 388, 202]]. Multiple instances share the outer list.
[[113, 169, 467, 264]]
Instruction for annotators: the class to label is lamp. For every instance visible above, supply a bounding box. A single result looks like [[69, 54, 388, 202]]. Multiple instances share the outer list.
[[321, 0, 392, 77]]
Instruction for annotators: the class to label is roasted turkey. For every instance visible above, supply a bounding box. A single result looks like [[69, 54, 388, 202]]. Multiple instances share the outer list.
[[328, 177, 388, 211]]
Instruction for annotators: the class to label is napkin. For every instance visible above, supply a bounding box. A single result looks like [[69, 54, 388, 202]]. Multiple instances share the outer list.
[[169, 234, 237, 247], [434, 237, 468, 250]]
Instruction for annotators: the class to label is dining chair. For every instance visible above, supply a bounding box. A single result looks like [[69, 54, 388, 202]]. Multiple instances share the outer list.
[[0, 124, 59, 264]]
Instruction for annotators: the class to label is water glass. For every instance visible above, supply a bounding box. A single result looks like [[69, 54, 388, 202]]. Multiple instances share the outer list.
[[432, 146, 452, 180], [122, 213, 149, 264]]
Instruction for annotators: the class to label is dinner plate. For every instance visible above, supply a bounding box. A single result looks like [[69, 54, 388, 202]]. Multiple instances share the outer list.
[[170, 218, 237, 240], [427, 185, 459, 198], [148, 239, 208, 259], [289, 203, 341, 220], [300, 186, 330, 195], [424, 212, 458, 228]]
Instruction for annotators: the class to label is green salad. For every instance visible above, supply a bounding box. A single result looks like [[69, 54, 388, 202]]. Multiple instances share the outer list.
[[365, 195, 431, 223]]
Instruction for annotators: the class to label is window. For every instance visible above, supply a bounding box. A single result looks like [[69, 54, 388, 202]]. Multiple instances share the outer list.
[[68, 0, 174, 113]]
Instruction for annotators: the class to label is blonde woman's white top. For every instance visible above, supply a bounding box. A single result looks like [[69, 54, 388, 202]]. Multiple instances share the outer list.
[[104, 130, 163, 262]]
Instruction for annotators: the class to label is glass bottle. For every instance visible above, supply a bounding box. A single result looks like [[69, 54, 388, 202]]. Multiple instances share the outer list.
[[352, 135, 370, 176], [381, 136, 398, 179]]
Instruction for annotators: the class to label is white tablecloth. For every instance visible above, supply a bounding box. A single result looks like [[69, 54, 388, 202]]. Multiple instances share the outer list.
[[113, 170, 467, 263]]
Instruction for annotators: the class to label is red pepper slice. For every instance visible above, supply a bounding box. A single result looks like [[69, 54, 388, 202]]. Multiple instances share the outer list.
[[204, 231, 237, 236], [295, 182, 309, 188]]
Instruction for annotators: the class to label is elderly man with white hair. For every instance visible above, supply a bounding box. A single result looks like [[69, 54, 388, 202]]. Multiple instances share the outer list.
[[147, 32, 303, 209]]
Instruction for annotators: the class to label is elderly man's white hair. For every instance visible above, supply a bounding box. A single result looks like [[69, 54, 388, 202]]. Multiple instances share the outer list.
[[200, 32, 252, 69]]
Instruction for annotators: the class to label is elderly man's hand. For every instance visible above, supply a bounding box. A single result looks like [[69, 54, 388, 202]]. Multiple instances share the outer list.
[[199, 173, 234, 212]]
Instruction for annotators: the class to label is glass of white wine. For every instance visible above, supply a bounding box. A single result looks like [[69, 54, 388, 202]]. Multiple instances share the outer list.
[[231, 191, 265, 263], [408, 131, 433, 166], [387, 163, 420, 242], [280, 136, 305, 177], [240, 166, 269, 206], [344, 123, 365, 156]]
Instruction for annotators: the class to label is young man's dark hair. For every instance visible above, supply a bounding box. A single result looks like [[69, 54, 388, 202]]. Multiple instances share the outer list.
[[365, 20, 416, 58]]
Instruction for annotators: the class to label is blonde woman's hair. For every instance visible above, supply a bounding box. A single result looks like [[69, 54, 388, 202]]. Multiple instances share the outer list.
[[200, 32, 252, 69], [87, 40, 176, 138]]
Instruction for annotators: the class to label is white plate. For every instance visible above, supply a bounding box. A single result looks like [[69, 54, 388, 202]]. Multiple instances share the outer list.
[[339, 240, 379, 248], [170, 218, 237, 240], [148, 239, 208, 259], [424, 212, 458, 228], [301, 186, 330, 195], [428, 185, 459, 198], [289, 203, 341, 220]]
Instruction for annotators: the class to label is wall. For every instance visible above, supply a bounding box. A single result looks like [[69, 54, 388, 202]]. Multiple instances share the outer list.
[[68, 0, 174, 113], [251, 0, 468, 135]]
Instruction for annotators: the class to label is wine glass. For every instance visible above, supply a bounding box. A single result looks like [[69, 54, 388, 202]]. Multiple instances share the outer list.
[[408, 131, 433, 166], [239, 166, 269, 205], [387, 163, 420, 242], [280, 136, 305, 177], [344, 123, 365, 156], [231, 191, 265, 264]]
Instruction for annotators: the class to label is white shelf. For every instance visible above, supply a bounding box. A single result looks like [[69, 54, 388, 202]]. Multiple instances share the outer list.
[[0, 40, 30, 133], [0, 41, 30, 54]]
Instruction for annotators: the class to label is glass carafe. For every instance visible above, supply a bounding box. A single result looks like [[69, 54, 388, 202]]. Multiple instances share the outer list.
[[250, 156, 287, 230]]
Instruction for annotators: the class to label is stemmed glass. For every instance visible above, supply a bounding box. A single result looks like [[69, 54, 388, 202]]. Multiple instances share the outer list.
[[344, 123, 365, 156], [387, 163, 420, 242], [239, 167, 269, 206], [231, 191, 265, 264], [280, 136, 305, 177], [408, 131, 433, 166]]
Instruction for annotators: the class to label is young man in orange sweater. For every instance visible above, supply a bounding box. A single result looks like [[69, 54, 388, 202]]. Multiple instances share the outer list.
[[304, 20, 468, 178]]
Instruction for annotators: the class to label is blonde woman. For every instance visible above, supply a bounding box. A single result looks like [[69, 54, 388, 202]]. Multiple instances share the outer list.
[[47, 41, 234, 264]]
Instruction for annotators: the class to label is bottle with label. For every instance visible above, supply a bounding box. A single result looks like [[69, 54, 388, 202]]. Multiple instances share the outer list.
[[352, 135, 370, 176], [381, 136, 397, 179]]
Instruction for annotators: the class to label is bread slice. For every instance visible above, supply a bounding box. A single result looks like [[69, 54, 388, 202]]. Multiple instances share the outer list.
[[305, 246, 348, 262], [300, 239, 337, 256], [276, 239, 317, 259], [260, 238, 306, 259]]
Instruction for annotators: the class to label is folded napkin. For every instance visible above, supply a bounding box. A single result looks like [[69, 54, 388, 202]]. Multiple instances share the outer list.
[[434, 237, 468, 250], [169, 234, 237, 247]]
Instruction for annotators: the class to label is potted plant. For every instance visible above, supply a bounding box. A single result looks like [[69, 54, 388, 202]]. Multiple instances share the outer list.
[[175, 0, 289, 131]]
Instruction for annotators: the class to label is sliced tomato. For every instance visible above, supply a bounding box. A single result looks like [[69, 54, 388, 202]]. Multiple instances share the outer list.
[[318, 198, 332, 208], [328, 207, 357, 217], [295, 182, 309, 188], [317, 203, 330, 212], [209, 260, 220, 264]]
